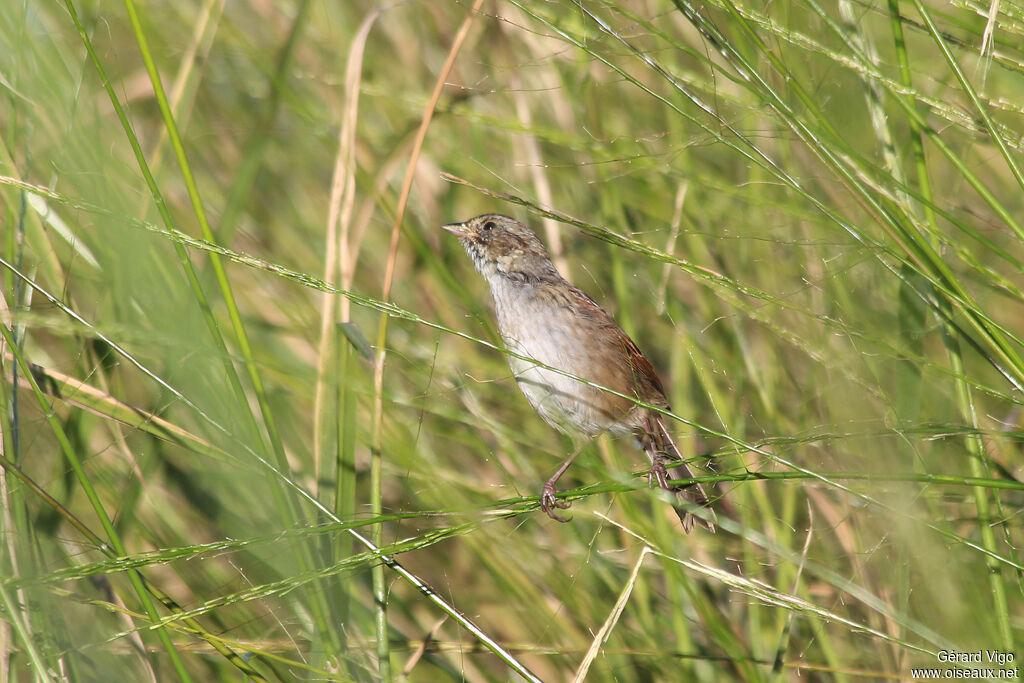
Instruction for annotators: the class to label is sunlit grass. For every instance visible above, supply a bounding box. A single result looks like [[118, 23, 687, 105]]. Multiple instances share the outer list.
[[1, 0, 1022, 681]]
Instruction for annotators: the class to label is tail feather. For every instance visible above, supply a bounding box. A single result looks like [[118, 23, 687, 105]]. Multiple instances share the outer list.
[[644, 415, 717, 533]]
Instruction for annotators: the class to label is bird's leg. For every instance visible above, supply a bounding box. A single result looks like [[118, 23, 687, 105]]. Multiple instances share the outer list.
[[647, 454, 672, 490], [638, 415, 716, 532], [540, 448, 582, 522], [640, 416, 670, 490]]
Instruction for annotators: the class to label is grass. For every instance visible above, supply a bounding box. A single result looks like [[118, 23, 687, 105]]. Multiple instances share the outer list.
[[2, 0, 1023, 680]]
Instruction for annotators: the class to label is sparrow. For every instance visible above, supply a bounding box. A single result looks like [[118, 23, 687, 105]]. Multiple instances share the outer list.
[[443, 214, 716, 532]]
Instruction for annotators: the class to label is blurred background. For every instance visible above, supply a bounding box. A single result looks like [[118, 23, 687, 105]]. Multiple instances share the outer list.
[[1, 0, 1023, 680]]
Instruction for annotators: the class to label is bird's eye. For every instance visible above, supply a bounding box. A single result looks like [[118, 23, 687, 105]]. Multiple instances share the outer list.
[[483, 221, 496, 231]]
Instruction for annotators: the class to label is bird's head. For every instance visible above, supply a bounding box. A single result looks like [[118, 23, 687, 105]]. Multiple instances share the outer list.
[[442, 214, 558, 283]]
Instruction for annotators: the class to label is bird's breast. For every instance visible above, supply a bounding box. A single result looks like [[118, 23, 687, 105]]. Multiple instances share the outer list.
[[489, 279, 635, 436]]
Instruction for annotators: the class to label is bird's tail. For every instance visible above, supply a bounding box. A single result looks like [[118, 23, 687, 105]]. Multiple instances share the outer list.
[[642, 415, 717, 533]]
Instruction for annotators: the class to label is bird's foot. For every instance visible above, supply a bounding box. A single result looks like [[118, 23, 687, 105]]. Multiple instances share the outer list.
[[647, 459, 672, 490], [540, 482, 572, 522]]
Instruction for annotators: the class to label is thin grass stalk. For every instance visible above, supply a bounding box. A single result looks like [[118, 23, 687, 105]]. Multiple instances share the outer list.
[[334, 330, 358, 670], [16, 169, 1012, 395], [315, 11, 376, 489], [656, 183, 686, 315], [61, 0, 255, 440], [719, 0, 1024, 388], [316, 142, 360, 666], [39, 0, 329, 664], [327, 17, 377, 665], [117, 0, 342, 658], [0, 354, 237, 463], [58, 5, 303, 621], [368, 2, 484, 677], [0, 280, 35, 677], [0, 323, 193, 681], [0, 447, 270, 679], [603, 0, 1024, 399], [0, 187, 536, 683], [0, 582, 52, 683], [844, 4, 923, 673], [1, 316, 46, 678], [668, 0, 1022, 330], [573, 547, 651, 681], [771, 511, 813, 681], [12, 463, 1021, 587], [11, 186, 1024, 533], [886, 0, 1019, 657], [894, 263, 928, 675], [944, 333, 1014, 650], [886, 3, 937, 230], [0, 474, 14, 680], [117, 0, 284, 474], [510, 74, 567, 274], [9, 161, 1024, 647], [605, 514, 941, 655], [909, 0, 1024, 197], [141, 0, 224, 185], [213, 0, 312, 245], [909, 0, 1016, 644]]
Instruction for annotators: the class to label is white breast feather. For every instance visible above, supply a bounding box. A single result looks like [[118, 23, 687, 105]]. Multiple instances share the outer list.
[[487, 274, 616, 436]]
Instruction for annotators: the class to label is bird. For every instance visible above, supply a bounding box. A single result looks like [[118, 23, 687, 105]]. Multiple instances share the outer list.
[[443, 213, 716, 532]]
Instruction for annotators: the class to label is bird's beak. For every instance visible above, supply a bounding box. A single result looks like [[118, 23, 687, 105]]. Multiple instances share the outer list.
[[442, 221, 475, 239]]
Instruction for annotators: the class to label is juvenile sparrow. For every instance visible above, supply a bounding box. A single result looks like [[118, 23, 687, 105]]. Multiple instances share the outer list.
[[443, 214, 716, 532]]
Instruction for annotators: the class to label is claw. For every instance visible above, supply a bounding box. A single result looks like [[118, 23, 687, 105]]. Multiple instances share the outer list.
[[541, 483, 572, 522]]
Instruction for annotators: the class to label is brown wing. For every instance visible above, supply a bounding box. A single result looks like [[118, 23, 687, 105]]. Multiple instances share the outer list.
[[564, 283, 668, 406], [565, 284, 717, 532], [616, 329, 667, 404]]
